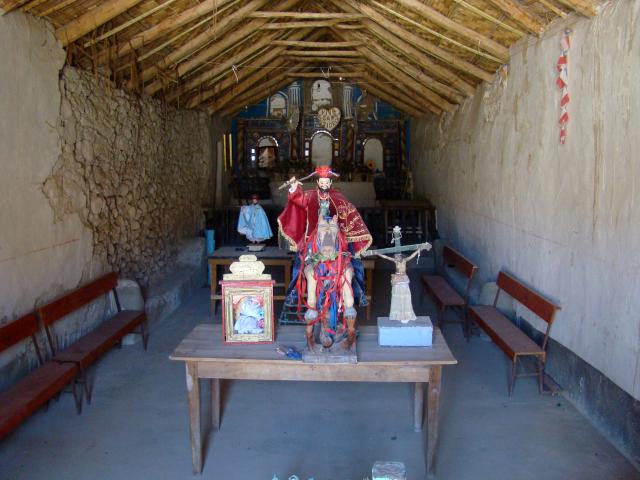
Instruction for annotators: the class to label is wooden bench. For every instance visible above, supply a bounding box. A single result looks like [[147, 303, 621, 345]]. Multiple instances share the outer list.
[[421, 245, 478, 338], [39, 273, 149, 403], [0, 313, 82, 440], [469, 271, 561, 395]]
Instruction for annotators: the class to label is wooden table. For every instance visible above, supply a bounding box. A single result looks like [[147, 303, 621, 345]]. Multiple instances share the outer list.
[[170, 324, 457, 477]]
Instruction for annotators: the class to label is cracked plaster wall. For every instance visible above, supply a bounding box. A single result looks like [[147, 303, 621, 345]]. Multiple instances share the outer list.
[[0, 11, 212, 388], [45, 66, 212, 285]]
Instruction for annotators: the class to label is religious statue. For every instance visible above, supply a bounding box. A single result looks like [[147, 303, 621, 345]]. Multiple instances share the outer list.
[[277, 166, 372, 355], [237, 194, 273, 244], [362, 226, 431, 323]]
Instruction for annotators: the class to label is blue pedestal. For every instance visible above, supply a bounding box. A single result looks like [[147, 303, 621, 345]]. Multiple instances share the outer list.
[[377, 317, 433, 347]]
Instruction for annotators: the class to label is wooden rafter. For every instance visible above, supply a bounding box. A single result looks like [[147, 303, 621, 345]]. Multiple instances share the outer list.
[[554, 0, 597, 17], [219, 70, 305, 117], [198, 29, 325, 111], [164, 30, 281, 101], [137, 0, 272, 87], [0, 0, 30, 14], [273, 40, 362, 48], [98, 0, 237, 64], [56, 0, 146, 46], [249, 12, 364, 19], [286, 49, 359, 57], [341, 0, 493, 85], [485, 0, 545, 35], [391, 0, 509, 61]]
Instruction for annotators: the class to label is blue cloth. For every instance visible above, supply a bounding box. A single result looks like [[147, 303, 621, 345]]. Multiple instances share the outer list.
[[237, 204, 273, 242]]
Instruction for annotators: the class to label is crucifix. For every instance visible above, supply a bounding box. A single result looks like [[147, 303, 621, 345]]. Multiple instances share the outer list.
[[361, 226, 432, 323]]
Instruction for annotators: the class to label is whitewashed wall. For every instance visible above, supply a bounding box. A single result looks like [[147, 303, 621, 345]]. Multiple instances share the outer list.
[[0, 13, 97, 323], [411, 0, 640, 400]]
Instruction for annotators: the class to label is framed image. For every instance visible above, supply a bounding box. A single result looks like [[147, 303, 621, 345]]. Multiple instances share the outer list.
[[221, 280, 275, 344]]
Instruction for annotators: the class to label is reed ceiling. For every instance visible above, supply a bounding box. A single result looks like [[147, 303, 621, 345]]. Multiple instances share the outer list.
[[1, 0, 600, 117]]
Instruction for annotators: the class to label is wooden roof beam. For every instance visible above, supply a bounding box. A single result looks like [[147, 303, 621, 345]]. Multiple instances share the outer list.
[[392, 0, 510, 62], [554, 0, 597, 17], [249, 12, 364, 19], [343, 72, 431, 117], [346, 39, 456, 112], [0, 0, 30, 14], [163, 30, 280, 101], [286, 50, 359, 57], [56, 0, 146, 46], [190, 28, 324, 109], [340, 0, 493, 86], [261, 20, 359, 29], [218, 71, 303, 117], [273, 40, 362, 48], [358, 36, 464, 104], [286, 71, 364, 78], [485, 0, 545, 35], [99, 0, 237, 63], [138, 0, 272, 87]]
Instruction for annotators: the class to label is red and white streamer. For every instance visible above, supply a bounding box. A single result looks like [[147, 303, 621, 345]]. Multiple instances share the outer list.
[[556, 30, 571, 144]]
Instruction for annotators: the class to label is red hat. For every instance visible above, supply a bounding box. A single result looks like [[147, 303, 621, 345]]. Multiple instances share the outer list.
[[314, 166, 340, 179]]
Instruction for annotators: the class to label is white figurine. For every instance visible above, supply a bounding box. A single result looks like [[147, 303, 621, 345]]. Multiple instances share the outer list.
[[237, 194, 273, 243]]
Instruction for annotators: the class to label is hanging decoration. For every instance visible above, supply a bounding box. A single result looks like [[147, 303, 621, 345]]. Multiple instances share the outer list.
[[318, 107, 341, 131], [556, 30, 571, 145]]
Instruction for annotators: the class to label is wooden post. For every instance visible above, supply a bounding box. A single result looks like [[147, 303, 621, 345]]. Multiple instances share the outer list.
[[426, 366, 442, 477], [211, 378, 221, 430], [185, 362, 202, 474], [414, 382, 425, 432]]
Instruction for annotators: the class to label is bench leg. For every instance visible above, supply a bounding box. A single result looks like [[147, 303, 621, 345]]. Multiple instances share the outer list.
[[537, 358, 544, 394], [508, 357, 518, 396], [78, 369, 94, 405], [71, 381, 83, 414], [141, 320, 150, 350]]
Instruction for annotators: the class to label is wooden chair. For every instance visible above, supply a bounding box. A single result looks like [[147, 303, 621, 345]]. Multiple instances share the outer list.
[[0, 313, 82, 440], [421, 245, 478, 338], [39, 273, 148, 403], [469, 271, 561, 395]]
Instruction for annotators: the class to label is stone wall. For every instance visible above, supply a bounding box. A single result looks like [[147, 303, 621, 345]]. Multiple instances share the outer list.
[[45, 67, 212, 284], [410, 0, 639, 462]]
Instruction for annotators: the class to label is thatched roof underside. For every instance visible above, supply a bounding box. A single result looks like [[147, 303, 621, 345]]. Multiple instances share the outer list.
[[1, 0, 600, 118]]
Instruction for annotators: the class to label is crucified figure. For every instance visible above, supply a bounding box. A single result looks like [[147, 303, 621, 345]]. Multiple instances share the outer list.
[[376, 249, 425, 323]]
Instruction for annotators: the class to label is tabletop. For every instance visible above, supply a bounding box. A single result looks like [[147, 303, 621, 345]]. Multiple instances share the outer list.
[[170, 324, 457, 366]]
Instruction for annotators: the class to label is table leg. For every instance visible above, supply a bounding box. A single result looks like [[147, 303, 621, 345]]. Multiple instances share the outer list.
[[426, 366, 442, 478], [186, 363, 202, 474], [210, 260, 219, 317], [211, 378, 220, 430], [283, 261, 291, 294], [413, 382, 425, 432], [365, 266, 373, 321]]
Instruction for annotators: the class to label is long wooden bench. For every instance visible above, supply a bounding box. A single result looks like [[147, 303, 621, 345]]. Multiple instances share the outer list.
[[469, 271, 561, 396], [0, 313, 82, 440], [421, 245, 478, 338], [39, 273, 149, 403]]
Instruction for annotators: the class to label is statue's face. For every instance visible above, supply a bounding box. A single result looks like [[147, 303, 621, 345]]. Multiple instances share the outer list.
[[317, 178, 332, 192]]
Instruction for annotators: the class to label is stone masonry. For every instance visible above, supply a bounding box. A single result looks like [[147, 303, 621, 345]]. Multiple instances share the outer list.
[[43, 67, 212, 284]]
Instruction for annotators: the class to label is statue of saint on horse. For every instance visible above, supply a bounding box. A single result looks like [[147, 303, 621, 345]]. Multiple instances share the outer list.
[[294, 215, 357, 351]]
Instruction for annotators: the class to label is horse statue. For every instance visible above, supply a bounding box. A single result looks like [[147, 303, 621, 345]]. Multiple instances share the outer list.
[[295, 215, 357, 352]]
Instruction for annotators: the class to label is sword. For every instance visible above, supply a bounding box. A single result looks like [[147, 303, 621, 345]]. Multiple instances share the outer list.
[[277, 172, 317, 190]]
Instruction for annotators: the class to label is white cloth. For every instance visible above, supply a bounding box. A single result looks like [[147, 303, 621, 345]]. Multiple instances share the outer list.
[[234, 297, 264, 334], [388, 273, 417, 323]]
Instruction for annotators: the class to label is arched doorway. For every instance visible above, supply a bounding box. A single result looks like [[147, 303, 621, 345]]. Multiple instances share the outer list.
[[311, 131, 333, 166]]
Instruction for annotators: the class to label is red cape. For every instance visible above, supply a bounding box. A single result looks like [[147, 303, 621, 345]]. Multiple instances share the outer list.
[[277, 186, 372, 256]]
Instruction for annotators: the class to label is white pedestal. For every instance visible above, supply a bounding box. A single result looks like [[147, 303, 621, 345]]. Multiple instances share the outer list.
[[377, 316, 433, 347]]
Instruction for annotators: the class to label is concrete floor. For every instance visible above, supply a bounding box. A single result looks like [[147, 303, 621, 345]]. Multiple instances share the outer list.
[[0, 265, 638, 480]]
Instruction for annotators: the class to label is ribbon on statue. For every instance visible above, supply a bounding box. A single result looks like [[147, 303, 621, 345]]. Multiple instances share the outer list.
[[556, 30, 571, 144]]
